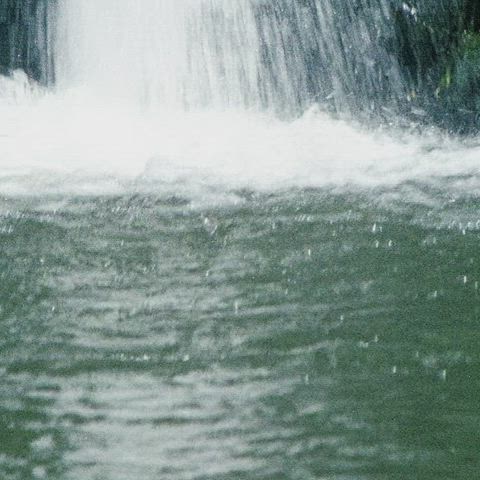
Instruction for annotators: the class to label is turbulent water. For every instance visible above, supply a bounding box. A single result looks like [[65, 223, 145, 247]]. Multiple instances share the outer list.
[[1, 1, 480, 479], [1, 191, 480, 480]]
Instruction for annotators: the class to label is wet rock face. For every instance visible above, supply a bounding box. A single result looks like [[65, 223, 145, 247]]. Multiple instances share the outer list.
[[0, 0, 55, 84]]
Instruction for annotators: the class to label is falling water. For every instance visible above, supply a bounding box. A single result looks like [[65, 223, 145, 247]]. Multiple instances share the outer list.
[[53, 0, 466, 115], [56, 0, 263, 110], [56, 0, 338, 113], [54, 0, 410, 114], [54, 0, 402, 113]]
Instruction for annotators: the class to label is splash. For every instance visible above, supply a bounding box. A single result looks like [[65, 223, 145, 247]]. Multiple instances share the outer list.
[[1, 85, 480, 199]]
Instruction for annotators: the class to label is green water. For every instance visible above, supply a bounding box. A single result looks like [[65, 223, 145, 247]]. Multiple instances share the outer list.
[[0, 188, 479, 479]]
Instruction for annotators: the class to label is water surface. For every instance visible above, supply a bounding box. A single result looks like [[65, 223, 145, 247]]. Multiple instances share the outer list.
[[1, 187, 479, 479]]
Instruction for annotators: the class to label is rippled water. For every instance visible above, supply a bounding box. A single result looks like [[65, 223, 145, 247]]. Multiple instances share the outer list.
[[1, 188, 479, 479]]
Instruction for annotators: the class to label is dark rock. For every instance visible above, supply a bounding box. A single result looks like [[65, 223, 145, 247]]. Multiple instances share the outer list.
[[0, 0, 55, 84]]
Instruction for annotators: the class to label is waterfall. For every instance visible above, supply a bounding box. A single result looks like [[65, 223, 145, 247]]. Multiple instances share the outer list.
[[0, 0, 470, 118], [56, 0, 375, 113], [54, 0, 467, 118], [56, 0, 268, 111], [53, 0, 411, 115]]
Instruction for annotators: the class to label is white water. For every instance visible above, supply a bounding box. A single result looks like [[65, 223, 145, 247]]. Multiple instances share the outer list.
[[56, 0, 267, 110], [1, 1, 480, 199]]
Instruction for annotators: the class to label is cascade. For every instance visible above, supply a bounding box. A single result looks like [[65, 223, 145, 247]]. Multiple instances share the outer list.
[[54, 0, 466, 117], [0, 0, 470, 119]]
